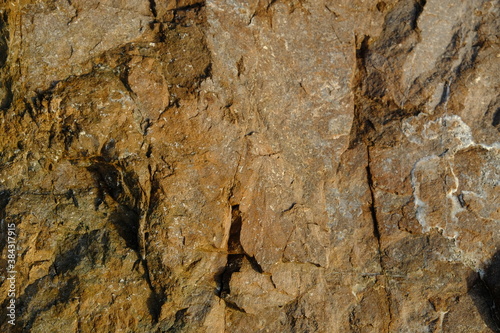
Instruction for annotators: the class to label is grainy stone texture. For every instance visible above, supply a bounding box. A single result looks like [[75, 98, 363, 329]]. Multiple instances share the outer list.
[[0, 0, 498, 332]]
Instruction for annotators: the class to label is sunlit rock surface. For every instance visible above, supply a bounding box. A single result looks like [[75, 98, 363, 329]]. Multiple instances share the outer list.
[[0, 0, 499, 332]]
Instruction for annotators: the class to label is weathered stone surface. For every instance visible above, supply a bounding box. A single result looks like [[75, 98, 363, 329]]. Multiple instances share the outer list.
[[0, 0, 499, 332]]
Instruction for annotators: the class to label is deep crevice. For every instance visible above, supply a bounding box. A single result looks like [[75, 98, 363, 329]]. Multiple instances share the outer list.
[[228, 205, 243, 254], [216, 205, 263, 300], [149, 0, 157, 18], [366, 146, 394, 332], [144, 260, 166, 324], [366, 147, 381, 243], [412, 0, 427, 30], [217, 254, 244, 298], [217, 205, 244, 297]]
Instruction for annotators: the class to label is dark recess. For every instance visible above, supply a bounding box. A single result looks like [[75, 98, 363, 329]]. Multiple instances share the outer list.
[[146, 287, 166, 324], [149, 0, 157, 18], [0, 79, 13, 111], [216, 205, 263, 303], [166, 308, 188, 332], [492, 108, 500, 128], [469, 250, 500, 332]]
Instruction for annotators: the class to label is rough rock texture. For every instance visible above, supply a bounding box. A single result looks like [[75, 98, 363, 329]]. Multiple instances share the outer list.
[[0, 0, 499, 332]]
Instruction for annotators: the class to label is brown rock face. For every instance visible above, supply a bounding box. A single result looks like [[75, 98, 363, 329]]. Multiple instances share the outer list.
[[0, 0, 499, 332]]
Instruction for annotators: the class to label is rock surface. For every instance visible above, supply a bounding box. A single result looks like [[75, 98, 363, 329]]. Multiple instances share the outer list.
[[0, 0, 499, 332]]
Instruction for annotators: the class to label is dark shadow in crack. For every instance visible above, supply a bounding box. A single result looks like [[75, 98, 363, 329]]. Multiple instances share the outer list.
[[469, 250, 500, 332]]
